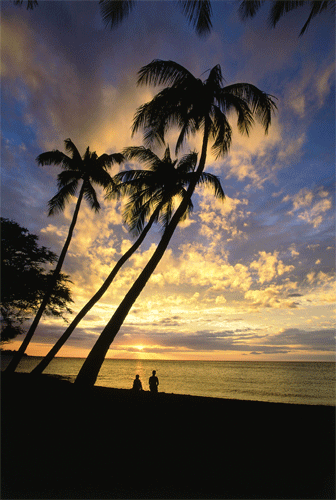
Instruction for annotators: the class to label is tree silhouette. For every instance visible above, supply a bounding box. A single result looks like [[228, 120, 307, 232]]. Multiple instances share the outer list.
[[30, 145, 219, 374], [239, 0, 334, 36], [74, 60, 276, 387], [1, 218, 72, 343], [6, 139, 122, 372]]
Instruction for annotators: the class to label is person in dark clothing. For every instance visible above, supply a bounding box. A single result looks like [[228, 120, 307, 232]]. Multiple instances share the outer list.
[[132, 374, 143, 391], [149, 370, 159, 393]]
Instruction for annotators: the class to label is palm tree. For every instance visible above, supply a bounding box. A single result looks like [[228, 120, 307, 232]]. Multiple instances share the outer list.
[[99, 0, 212, 36], [6, 139, 123, 373], [239, 0, 334, 36], [30, 145, 221, 375], [74, 60, 277, 387]]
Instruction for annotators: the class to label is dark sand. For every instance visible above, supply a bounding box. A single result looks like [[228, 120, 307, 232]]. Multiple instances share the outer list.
[[2, 372, 335, 499]]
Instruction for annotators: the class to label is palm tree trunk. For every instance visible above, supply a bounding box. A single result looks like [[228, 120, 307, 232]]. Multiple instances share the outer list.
[[30, 207, 161, 375], [75, 127, 210, 388], [6, 182, 86, 373]]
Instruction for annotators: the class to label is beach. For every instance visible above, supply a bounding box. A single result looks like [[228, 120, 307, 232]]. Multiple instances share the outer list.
[[2, 373, 335, 499]]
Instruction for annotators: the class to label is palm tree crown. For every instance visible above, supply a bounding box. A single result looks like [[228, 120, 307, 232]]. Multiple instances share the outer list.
[[132, 60, 277, 159], [112, 145, 224, 236], [37, 138, 123, 215]]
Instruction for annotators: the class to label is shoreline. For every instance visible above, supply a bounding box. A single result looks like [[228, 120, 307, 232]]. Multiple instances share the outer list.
[[2, 361, 335, 407], [2, 372, 335, 499]]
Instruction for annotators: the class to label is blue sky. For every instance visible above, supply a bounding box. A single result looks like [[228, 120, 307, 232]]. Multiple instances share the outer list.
[[1, 1, 335, 361]]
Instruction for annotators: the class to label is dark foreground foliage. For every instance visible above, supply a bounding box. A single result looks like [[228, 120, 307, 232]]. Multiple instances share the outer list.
[[1, 218, 72, 342]]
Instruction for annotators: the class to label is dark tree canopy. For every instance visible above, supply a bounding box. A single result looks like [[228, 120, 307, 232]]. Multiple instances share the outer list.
[[1, 218, 73, 342]]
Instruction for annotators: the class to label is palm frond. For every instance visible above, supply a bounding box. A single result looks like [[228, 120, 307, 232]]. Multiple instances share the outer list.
[[110, 152, 125, 165], [90, 167, 116, 191], [137, 59, 194, 87], [83, 181, 101, 213], [222, 83, 277, 134], [133, 85, 199, 148], [162, 145, 172, 164], [36, 150, 72, 169], [178, 0, 213, 36], [175, 151, 198, 174], [174, 189, 194, 223], [218, 90, 254, 136], [239, 0, 332, 36], [238, 0, 264, 20], [197, 172, 225, 200], [113, 169, 154, 187], [297, 0, 332, 35], [158, 198, 174, 229], [123, 193, 159, 235], [48, 180, 79, 216], [175, 115, 198, 154], [211, 106, 232, 158], [99, 0, 135, 28], [56, 170, 82, 190], [64, 138, 82, 164], [122, 146, 161, 170], [206, 64, 224, 89], [132, 100, 167, 147]]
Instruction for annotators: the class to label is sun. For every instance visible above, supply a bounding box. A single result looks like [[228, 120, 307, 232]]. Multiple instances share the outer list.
[[134, 345, 144, 351]]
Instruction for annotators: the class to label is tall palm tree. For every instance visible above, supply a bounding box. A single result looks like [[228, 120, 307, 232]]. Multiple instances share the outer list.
[[99, 0, 212, 36], [6, 139, 123, 373], [239, 0, 334, 36], [30, 145, 221, 375], [74, 60, 277, 387]]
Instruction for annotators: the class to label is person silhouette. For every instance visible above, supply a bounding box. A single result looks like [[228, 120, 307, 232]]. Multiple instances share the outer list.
[[132, 374, 143, 391], [149, 370, 159, 393]]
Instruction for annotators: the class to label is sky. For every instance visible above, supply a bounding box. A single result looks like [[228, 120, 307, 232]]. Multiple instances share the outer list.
[[1, 0, 335, 362]]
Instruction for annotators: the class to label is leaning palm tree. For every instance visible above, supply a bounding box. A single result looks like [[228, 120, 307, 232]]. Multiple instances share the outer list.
[[74, 60, 277, 387], [30, 145, 222, 375], [99, 0, 212, 36], [6, 139, 123, 373], [239, 0, 334, 36]]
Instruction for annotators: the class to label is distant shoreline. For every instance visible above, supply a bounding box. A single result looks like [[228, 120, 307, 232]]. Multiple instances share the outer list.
[[1, 351, 335, 363], [0, 349, 29, 357]]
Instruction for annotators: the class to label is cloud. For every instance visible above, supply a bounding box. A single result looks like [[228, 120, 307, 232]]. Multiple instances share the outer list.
[[268, 328, 335, 351], [250, 251, 294, 284], [245, 286, 299, 310], [284, 61, 336, 119], [197, 189, 249, 243], [283, 186, 333, 228], [150, 243, 253, 293]]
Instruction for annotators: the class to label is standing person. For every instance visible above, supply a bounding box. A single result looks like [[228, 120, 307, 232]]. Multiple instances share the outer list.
[[132, 374, 143, 391], [149, 370, 159, 393]]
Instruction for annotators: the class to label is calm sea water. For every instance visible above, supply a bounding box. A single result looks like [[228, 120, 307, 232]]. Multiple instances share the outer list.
[[1, 356, 335, 406]]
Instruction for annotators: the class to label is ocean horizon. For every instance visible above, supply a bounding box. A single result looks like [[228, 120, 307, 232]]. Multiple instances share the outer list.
[[1, 354, 335, 406]]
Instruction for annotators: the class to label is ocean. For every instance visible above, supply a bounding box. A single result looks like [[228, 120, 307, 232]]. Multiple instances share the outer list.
[[2, 355, 335, 405]]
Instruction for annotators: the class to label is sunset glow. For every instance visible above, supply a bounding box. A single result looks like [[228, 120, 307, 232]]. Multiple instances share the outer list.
[[1, 1, 335, 362]]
